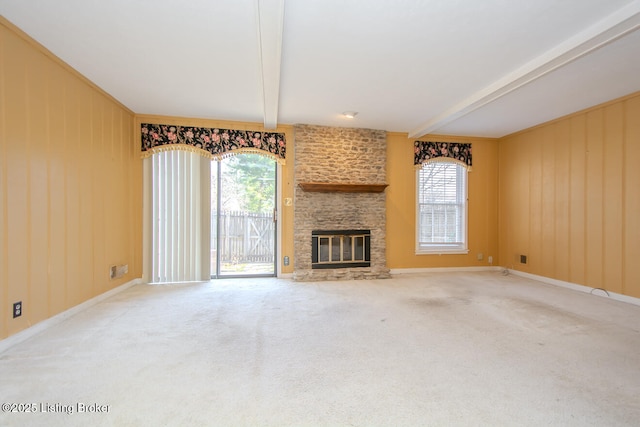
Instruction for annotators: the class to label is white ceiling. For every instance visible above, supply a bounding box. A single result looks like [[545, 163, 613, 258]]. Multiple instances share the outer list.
[[2, 0, 640, 138]]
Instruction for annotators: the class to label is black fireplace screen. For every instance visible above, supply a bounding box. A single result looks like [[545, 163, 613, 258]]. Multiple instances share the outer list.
[[311, 230, 371, 269]]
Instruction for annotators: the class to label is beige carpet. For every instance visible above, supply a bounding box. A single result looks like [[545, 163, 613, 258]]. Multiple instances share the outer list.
[[1, 272, 639, 426]]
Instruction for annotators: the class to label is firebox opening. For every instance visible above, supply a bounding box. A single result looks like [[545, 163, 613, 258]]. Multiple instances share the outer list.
[[311, 230, 371, 269]]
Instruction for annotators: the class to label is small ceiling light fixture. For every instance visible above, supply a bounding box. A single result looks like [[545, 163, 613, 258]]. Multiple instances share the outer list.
[[342, 111, 358, 119]]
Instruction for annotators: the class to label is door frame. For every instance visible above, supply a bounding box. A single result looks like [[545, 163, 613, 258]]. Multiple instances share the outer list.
[[210, 154, 278, 279], [142, 155, 283, 283]]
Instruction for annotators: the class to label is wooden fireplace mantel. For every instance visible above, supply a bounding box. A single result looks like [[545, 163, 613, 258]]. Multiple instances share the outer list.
[[298, 182, 388, 193]]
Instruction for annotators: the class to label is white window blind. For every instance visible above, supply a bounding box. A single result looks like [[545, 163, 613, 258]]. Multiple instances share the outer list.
[[151, 150, 203, 282], [416, 162, 467, 253]]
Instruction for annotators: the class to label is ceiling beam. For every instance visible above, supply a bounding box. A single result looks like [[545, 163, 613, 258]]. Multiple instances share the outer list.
[[255, 0, 285, 130], [409, 1, 640, 138]]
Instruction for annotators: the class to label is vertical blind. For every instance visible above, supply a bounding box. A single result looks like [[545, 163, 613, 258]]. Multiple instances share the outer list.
[[151, 150, 202, 282]]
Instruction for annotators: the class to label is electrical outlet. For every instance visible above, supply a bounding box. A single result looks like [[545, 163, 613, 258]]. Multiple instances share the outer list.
[[13, 301, 22, 318], [488, 256, 493, 265], [477, 253, 483, 261], [284, 256, 290, 266]]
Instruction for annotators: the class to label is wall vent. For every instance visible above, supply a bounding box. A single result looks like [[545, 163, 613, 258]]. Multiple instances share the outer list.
[[110, 264, 129, 279]]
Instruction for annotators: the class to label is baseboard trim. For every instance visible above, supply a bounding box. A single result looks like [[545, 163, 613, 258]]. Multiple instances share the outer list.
[[278, 273, 293, 279], [0, 278, 142, 354], [506, 269, 640, 307], [390, 266, 502, 275]]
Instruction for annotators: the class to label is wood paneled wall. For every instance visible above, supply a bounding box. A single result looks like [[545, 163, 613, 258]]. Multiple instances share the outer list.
[[498, 93, 640, 298], [0, 18, 142, 339]]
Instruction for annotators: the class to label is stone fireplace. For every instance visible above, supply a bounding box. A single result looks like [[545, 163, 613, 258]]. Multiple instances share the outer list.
[[293, 124, 390, 281]]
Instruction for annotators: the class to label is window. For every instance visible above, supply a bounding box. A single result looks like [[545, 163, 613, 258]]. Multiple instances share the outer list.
[[416, 161, 468, 254]]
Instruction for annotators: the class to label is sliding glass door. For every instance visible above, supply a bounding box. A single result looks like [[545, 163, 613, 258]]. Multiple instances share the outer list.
[[211, 154, 276, 277]]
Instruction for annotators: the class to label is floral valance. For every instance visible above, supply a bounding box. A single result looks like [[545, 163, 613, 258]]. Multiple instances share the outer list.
[[414, 141, 472, 169], [141, 123, 286, 164]]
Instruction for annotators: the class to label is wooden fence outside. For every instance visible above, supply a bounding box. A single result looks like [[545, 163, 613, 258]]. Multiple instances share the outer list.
[[213, 210, 275, 264]]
